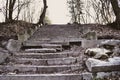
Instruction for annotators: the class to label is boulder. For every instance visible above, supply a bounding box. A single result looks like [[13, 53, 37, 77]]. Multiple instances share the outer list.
[[99, 40, 120, 50], [0, 48, 10, 64], [85, 48, 112, 59], [6, 39, 22, 52]]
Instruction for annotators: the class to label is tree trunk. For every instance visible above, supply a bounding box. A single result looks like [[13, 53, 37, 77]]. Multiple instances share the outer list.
[[9, 0, 16, 21], [110, 0, 120, 28], [38, 0, 48, 25], [5, 0, 8, 22]]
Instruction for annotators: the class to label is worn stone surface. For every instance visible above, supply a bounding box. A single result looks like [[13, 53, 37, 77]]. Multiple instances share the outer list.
[[15, 57, 77, 65], [6, 39, 22, 52], [15, 51, 79, 59], [28, 25, 81, 42], [25, 48, 57, 53], [41, 44, 62, 48], [47, 57, 77, 65], [23, 41, 70, 47], [0, 65, 81, 74], [15, 52, 68, 59]]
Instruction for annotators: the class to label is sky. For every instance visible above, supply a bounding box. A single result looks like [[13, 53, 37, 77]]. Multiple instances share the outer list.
[[47, 0, 70, 24], [0, 0, 70, 24]]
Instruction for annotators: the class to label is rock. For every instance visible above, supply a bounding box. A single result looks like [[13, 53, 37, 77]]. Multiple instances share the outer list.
[[0, 48, 10, 64], [85, 48, 112, 59], [99, 40, 120, 50], [6, 39, 22, 52], [82, 72, 93, 80]]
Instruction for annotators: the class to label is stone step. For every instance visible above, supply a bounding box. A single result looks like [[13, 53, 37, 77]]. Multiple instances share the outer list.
[[14, 57, 78, 65], [14, 51, 79, 59], [0, 74, 82, 80], [41, 44, 63, 51], [23, 41, 70, 46], [24, 43, 62, 48], [22, 43, 63, 51], [25, 48, 57, 53], [0, 65, 81, 74]]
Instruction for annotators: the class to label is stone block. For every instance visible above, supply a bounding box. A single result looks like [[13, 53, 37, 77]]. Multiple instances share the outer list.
[[82, 40, 102, 48], [86, 57, 120, 72], [82, 31, 97, 40]]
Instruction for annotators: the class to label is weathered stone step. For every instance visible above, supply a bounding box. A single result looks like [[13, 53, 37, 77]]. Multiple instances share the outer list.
[[14, 57, 78, 65], [0, 65, 81, 74], [25, 48, 57, 53], [14, 51, 78, 59], [0, 74, 82, 80], [22, 43, 63, 51], [23, 41, 70, 46], [24, 43, 62, 48], [41, 44, 63, 51]]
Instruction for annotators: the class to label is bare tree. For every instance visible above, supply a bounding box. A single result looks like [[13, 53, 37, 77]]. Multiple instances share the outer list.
[[67, 0, 83, 24], [5, 0, 8, 21], [37, 0, 48, 25], [110, 0, 120, 28], [5, 0, 16, 22], [67, 0, 115, 24]]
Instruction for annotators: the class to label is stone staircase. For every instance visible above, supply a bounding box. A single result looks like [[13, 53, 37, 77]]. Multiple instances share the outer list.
[[0, 41, 83, 80]]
